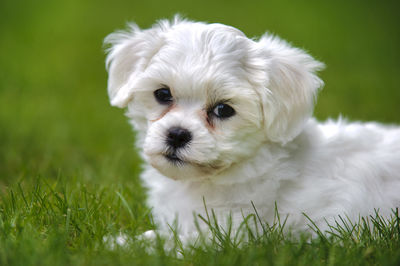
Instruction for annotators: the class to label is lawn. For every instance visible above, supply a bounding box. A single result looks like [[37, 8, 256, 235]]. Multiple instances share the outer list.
[[0, 0, 399, 265]]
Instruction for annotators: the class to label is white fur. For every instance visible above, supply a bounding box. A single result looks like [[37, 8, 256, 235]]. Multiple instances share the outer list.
[[105, 17, 400, 238]]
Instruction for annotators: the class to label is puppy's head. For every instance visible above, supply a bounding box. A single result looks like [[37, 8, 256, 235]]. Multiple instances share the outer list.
[[105, 17, 324, 180]]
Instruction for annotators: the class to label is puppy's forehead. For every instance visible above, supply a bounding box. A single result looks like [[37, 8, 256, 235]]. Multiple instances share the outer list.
[[164, 22, 247, 51], [145, 23, 253, 102]]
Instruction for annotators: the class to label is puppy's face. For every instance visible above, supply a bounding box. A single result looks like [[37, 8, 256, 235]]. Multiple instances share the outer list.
[[105, 18, 324, 180], [135, 65, 264, 180]]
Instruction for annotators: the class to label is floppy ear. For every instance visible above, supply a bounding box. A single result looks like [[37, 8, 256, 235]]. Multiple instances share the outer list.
[[257, 34, 324, 144], [104, 23, 167, 108]]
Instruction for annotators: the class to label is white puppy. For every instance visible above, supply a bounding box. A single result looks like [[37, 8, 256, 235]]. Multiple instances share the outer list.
[[105, 17, 400, 238]]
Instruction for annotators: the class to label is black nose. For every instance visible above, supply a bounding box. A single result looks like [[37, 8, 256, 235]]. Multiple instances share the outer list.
[[166, 127, 192, 149]]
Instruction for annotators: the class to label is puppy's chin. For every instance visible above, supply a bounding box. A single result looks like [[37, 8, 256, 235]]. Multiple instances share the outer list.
[[145, 153, 226, 181]]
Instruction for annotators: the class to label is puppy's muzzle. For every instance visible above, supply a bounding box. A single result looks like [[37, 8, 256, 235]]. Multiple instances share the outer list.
[[166, 127, 192, 149]]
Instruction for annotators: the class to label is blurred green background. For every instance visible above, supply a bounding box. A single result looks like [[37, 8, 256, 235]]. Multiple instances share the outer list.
[[0, 0, 399, 185]]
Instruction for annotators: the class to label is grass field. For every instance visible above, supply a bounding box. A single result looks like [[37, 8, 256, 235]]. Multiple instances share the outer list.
[[1, 0, 400, 265]]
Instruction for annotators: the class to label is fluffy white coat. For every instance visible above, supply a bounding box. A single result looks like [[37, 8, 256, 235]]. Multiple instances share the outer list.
[[105, 17, 400, 238]]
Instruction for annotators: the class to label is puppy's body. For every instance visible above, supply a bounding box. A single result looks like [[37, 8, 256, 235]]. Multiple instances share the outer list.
[[105, 17, 400, 237], [143, 118, 400, 235]]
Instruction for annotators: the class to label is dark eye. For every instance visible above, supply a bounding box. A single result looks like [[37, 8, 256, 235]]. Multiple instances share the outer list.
[[154, 87, 173, 104], [212, 103, 235, 119]]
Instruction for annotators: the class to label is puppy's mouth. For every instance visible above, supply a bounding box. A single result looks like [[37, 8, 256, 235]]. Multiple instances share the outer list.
[[164, 152, 185, 164]]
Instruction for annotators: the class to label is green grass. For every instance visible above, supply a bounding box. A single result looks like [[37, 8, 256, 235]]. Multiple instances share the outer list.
[[0, 180, 399, 265], [1, 0, 400, 265]]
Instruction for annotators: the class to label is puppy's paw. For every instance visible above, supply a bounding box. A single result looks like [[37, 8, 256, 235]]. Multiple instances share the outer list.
[[103, 232, 130, 249], [137, 230, 157, 242]]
